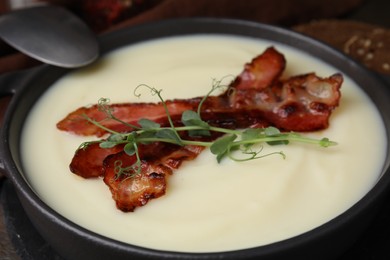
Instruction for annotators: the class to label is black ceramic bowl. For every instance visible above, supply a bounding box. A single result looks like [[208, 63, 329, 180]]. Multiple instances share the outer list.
[[1, 18, 390, 260]]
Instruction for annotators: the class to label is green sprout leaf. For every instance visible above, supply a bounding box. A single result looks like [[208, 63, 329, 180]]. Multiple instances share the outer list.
[[241, 128, 263, 149], [182, 110, 205, 126], [124, 143, 136, 156], [264, 126, 281, 136], [138, 118, 160, 130], [210, 134, 237, 162], [155, 129, 182, 145], [263, 126, 289, 145], [99, 141, 118, 148], [108, 133, 125, 142], [242, 128, 263, 140], [181, 110, 210, 137]]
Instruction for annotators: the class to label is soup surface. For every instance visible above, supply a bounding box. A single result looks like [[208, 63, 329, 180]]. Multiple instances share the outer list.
[[21, 35, 387, 252]]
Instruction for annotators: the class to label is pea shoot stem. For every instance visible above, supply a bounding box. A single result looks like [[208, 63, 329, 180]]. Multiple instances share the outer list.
[[78, 81, 337, 179]]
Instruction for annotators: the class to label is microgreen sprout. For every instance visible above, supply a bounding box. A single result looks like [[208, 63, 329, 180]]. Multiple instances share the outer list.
[[79, 80, 337, 179]]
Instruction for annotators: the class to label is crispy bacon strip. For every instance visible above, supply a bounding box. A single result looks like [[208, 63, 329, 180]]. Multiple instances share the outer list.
[[227, 73, 343, 131], [56, 47, 287, 137], [62, 46, 343, 212], [70, 142, 124, 178], [228, 45, 285, 90], [103, 152, 168, 212], [57, 47, 341, 136], [73, 140, 203, 211], [103, 144, 203, 212], [72, 139, 204, 178]]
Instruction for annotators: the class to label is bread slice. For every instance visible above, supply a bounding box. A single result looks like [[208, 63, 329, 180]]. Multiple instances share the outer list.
[[294, 20, 390, 75]]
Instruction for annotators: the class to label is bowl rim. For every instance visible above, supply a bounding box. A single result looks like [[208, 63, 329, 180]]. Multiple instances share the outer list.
[[1, 17, 390, 259]]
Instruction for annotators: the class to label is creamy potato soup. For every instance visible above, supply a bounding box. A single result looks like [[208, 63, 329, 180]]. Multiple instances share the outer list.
[[21, 35, 386, 252]]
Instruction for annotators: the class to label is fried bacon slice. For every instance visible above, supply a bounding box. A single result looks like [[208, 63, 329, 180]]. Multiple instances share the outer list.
[[70, 142, 124, 178], [103, 151, 168, 212], [227, 72, 343, 131], [61, 46, 343, 212], [57, 47, 341, 137], [103, 144, 203, 212], [56, 47, 286, 136]]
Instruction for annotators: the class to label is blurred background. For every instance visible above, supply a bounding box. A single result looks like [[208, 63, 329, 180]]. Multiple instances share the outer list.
[[0, 0, 389, 74]]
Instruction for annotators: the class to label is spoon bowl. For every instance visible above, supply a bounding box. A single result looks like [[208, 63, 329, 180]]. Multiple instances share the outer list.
[[0, 5, 98, 68]]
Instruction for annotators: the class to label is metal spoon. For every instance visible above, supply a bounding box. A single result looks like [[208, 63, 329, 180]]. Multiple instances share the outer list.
[[0, 5, 98, 68]]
